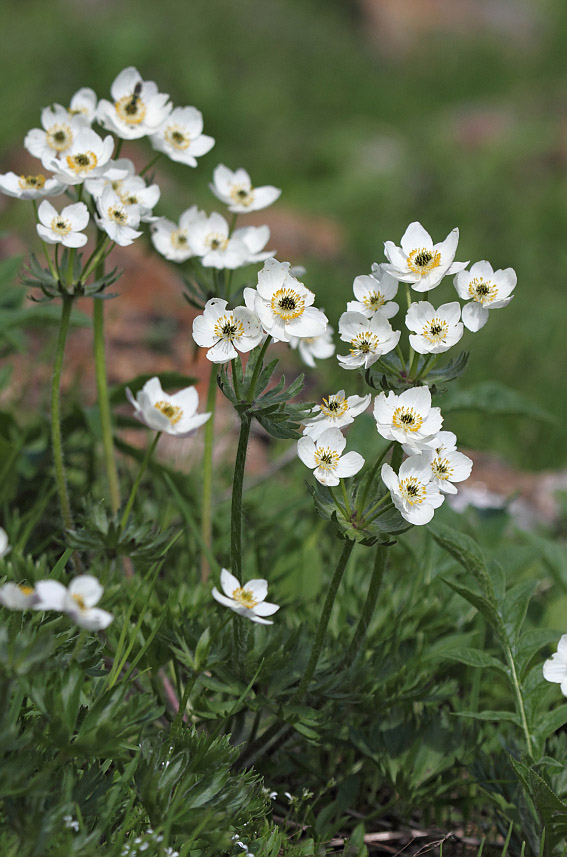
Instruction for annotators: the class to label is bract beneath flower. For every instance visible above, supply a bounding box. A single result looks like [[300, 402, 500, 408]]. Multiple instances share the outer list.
[[126, 376, 211, 437], [212, 569, 279, 624]]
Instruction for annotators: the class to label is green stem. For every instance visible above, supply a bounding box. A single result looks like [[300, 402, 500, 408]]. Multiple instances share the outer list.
[[343, 546, 388, 667], [51, 296, 74, 530], [408, 349, 420, 380], [231, 358, 241, 401], [200, 365, 218, 584], [171, 672, 198, 735], [396, 344, 407, 374], [93, 285, 121, 515], [231, 416, 252, 580], [81, 237, 111, 282], [417, 354, 441, 381], [340, 479, 352, 519], [120, 432, 161, 531], [140, 152, 162, 176], [114, 138, 123, 159], [247, 336, 272, 401], [505, 643, 533, 759], [405, 283, 412, 309], [363, 493, 393, 521], [329, 486, 347, 518], [356, 442, 394, 516]]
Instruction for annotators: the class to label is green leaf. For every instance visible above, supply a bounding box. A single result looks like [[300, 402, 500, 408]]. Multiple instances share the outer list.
[[534, 706, 567, 743], [442, 578, 502, 633], [442, 647, 508, 675], [441, 381, 554, 423], [432, 524, 497, 604], [455, 710, 521, 725], [502, 580, 537, 645]]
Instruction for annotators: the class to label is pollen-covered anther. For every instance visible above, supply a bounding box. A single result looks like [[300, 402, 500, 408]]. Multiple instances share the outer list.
[[107, 206, 128, 224], [407, 247, 442, 276], [51, 217, 72, 236], [154, 400, 183, 425], [230, 185, 254, 207], [66, 150, 98, 173], [321, 395, 349, 418], [19, 585, 34, 596], [19, 174, 46, 189], [432, 457, 454, 480], [47, 123, 73, 152], [392, 406, 424, 432], [468, 278, 498, 305], [164, 125, 191, 150], [213, 314, 245, 342], [399, 477, 427, 505], [271, 287, 305, 320], [115, 94, 147, 125], [232, 587, 259, 609], [363, 290, 385, 309], [72, 593, 87, 612], [170, 230, 189, 249], [349, 332, 381, 355], [207, 233, 229, 251], [422, 317, 449, 344], [314, 447, 340, 472]]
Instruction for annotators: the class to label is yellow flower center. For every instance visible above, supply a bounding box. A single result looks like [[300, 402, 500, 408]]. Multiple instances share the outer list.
[[399, 477, 427, 506], [230, 185, 254, 207], [121, 192, 139, 207], [468, 278, 498, 305], [72, 593, 87, 611], [232, 587, 258, 608], [407, 247, 442, 276], [51, 216, 72, 237], [19, 174, 46, 189], [115, 93, 147, 125], [320, 394, 348, 419], [314, 447, 340, 472], [271, 288, 305, 320], [171, 230, 189, 249], [69, 105, 88, 116], [164, 125, 191, 150], [392, 406, 423, 433], [349, 331, 380, 355], [432, 456, 453, 481], [19, 585, 35, 596], [47, 123, 73, 152], [66, 150, 98, 174], [213, 313, 245, 342], [207, 233, 228, 252], [363, 290, 385, 309], [422, 317, 449, 344], [107, 206, 128, 224], [154, 400, 183, 425]]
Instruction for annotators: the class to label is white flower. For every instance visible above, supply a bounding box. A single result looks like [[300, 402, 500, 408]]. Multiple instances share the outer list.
[[0, 171, 66, 200], [543, 636, 567, 696], [151, 206, 204, 262], [405, 301, 464, 354], [289, 324, 335, 368], [43, 127, 115, 185], [34, 575, 113, 630], [346, 265, 399, 319], [126, 376, 211, 436], [97, 67, 172, 140], [384, 221, 468, 292], [454, 261, 516, 332], [212, 569, 280, 624], [0, 528, 10, 558], [0, 582, 38, 610], [192, 298, 264, 363], [36, 200, 89, 248], [373, 386, 442, 453], [188, 211, 249, 269], [86, 158, 160, 222], [427, 430, 473, 494], [245, 258, 328, 343], [210, 164, 281, 213], [94, 187, 142, 246], [150, 106, 215, 166], [297, 427, 364, 487], [337, 311, 400, 370], [67, 87, 98, 124], [303, 390, 370, 440], [24, 105, 84, 161], [232, 225, 274, 264], [382, 454, 444, 525]]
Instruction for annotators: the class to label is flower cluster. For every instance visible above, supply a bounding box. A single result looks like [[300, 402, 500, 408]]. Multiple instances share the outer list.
[[0, 574, 112, 630]]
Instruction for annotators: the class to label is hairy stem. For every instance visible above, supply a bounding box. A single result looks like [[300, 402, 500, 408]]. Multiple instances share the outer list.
[[231, 415, 252, 580], [93, 291, 121, 515], [247, 336, 272, 401], [200, 365, 218, 583], [51, 296, 74, 531]]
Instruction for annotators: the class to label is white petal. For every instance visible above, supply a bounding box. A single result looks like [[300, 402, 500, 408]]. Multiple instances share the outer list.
[[69, 575, 103, 608], [245, 579, 268, 602], [220, 569, 241, 598]]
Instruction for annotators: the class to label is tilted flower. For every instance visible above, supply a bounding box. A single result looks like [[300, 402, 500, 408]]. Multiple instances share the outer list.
[[232, 225, 274, 264], [337, 311, 400, 370], [427, 431, 473, 494], [245, 258, 328, 343], [188, 211, 249, 269], [151, 206, 205, 262], [454, 261, 516, 332], [210, 164, 281, 213], [34, 575, 113, 630], [289, 324, 335, 368], [543, 636, 567, 696], [86, 158, 160, 222], [346, 265, 399, 319], [150, 106, 215, 166], [405, 301, 464, 354], [24, 105, 84, 161], [303, 390, 370, 440], [94, 187, 142, 246], [192, 298, 264, 363], [384, 221, 468, 292], [97, 66, 172, 140], [212, 569, 280, 625], [0, 171, 66, 200], [67, 87, 98, 124], [43, 127, 115, 185], [297, 427, 364, 487], [126, 376, 211, 437], [374, 386, 442, 452], [381, 455, 444, 525], [0, 583, 38, 610], [0, 527, 9, 558], [36, 200, 89, 248]]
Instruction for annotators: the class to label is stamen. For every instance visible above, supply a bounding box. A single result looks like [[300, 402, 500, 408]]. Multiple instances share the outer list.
[[66, 151, 98, 173], [399, 477, 427, 505], [19, 174, 46, 189], [407, 247, 442, 276], [47, 123, 73, 152], [392, 406, 423, 433], [164, 125, 191, 150], [314, 447, 340, 471], [468, 278, 498, 305], [271, 288, 305, 320], [232, 587, 259, 608], [320, 395, 349, 418], [230, 185, 254, 207], [115, 93, 147, 125], [154, 400, 183, 425], [213, 313, 245, 342]]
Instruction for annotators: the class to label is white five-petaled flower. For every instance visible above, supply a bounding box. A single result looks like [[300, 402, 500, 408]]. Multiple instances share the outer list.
[[373, 386, 442, 453], [427, 430, 473, 494], [192, 298, 264, 363], [126, 376, 211, 437], [289, 324, 335, 368], [86, 158, 160, 222], [0, 528, 9, 558], [232, 225, 274, 264], [384, 221, 468, 292], [454, 261, 517, 332], [212, 569, 280, 624], [97, 67, 172, 139], [0, 171, 66, 200], [244, 258, 328, 343], [34, 575, 113, 630], [209, 164, 281, 213], [346, 265, 399, 319], [43, 127, 115, 185], [24, 105, 84, 162], [94, 187, 142, 246], [36, 200, 89, 248], [405, 301, 464, 354], [67, 87, 98, 124], [337, 311, 400, 370], [187, 211, 249, 269], [303, 390, 371, 440], [0, 583, 38, 610], [150, 106, 215, 166], [543, 636, 567, 696], [381, 454, 444, 526], [151, 206, 204, 262], [297, 427, 364, 487]]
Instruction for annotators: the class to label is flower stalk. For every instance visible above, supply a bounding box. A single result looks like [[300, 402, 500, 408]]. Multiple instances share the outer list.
[[343, 545, 388, 668], [51, 295, 74, 531], [200, 365, 218, 583], [231, 414, 252, 581], [120, 432, 161, 531]]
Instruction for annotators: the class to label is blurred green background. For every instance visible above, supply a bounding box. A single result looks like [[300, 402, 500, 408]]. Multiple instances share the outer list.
[[1, 0, 566, 469]]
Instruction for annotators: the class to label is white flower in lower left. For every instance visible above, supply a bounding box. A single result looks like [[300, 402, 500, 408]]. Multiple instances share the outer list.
[[36, 200, 89, 247], [297, 427, 364, 487], [212, 569, 280, 624], [34, 575, 113, 630]]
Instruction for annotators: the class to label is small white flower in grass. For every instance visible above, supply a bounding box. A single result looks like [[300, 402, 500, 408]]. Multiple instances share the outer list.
[[289, 324, 335, 368], [151, 206, 204, 262], [210, 164, 281, 213], [67, 87, 98, 124], [126, 376, 211, 436], [36, 200, 89, 248], [245, 258, 328, 343], [24, 105, 84, 161], [374, 386, 442, 453], [382, 454, 444, 525], [34, 575, 113, 630], [346, 265, 399, 319], [212, 569, 280, 624], [95, 187, 142, 246], [543, 636, 567, 696], [0, 583, 38, 610], [0, 527, 10, 558], [97, 67, 172, 140], [43, 127, 115, 185], [337, 311, 400, 370], [0, 171, 66, 200], [297, 427, 364, 487], [232, 225, 274, 264], [428, 430, 473, 494], [303, 390, 370, 440], [188, 211, 249, 269], [405, 301, 464, 354], [192, 298, 263, 363], [150, 106, 215, 166], [384, 221, 468, 292], [454, 261, 516, 332]]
